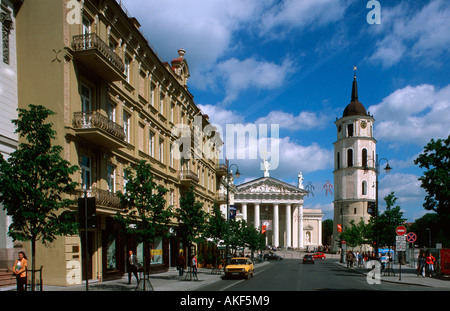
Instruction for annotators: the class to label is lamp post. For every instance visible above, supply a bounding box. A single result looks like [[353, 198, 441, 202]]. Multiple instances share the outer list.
[[373, 154, 392, 259], [225, 158, 240, 266]]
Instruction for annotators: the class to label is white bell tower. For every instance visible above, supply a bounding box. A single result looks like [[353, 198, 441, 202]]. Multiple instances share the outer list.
[[332, 71, 377, 252]]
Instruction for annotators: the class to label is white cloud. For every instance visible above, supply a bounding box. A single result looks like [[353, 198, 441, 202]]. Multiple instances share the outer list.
[[369, 84, 450, 146], [214, 57, 296, 105], [255, 110, 331, 131], [259, 0, 352, 38], [378, 173, 426, 213], [368, 0, 450, 67]]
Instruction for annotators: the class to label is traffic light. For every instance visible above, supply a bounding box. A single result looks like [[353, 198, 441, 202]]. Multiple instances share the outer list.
[[367, 201, 376, 216], [78, 197, 96, 229]]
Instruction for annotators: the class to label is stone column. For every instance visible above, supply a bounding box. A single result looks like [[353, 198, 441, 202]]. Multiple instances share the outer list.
[[299, 203, 304, 249], [318, 218, 322, 246], [273, 204, 279, 247], [242, 203, 247, 221], [254, 203, 260, 230], [286, 204, 291, 248]]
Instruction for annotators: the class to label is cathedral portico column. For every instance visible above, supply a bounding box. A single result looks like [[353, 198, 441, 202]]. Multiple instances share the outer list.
[[242, 203, 247, 221], [273, 203, 279, 247], [286, 204, 291, 248], [299, 203, 304, 249], [254, 203, 260, 230]]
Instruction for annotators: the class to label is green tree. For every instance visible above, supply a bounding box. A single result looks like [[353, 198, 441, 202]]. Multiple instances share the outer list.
[[175, 187, 208, 274], [366, 192, 405, 249], [414, 135, 450, 239], [114, 160, 173, 282], [341, 218, 368, 250], [0, 105, 79, 288], [242, 220, 265, 260], [205, 204, 227, 267]]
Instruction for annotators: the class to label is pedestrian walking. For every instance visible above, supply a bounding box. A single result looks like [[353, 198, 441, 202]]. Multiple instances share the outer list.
[[346, 251, 354, 268], [127, 250, 140, 284], [417, 251, 426, 278], [192, 254, 198, 279], [426, 252, 436, 277], [10, 251, 28, 291], [177, 252, 186, 276]]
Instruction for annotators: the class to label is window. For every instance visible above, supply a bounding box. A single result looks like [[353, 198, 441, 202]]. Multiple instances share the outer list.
[[160, 93, 164, 115], [124, 56, 131, 83], [150, 84, 155, 107], [362, 180, 367, 196], [347, 123, 354, 137], [149, 131, 154, 157], [123, 111, 130, 143], [107, 102, 115, 121], [81, 85, 91, 112], [362, 148, 368, 167], [107, 164, 115, 193], [123, 168, 129, 193], [170, 103, 174, 123], [82, 16, 91, 35], [170, 189, 174, 206], [347, 149, 353, 167], [336, 152, 340, 170], [81, 155, 91, 190], [159, 138, 164, 163], [169, 143, 174, 167]]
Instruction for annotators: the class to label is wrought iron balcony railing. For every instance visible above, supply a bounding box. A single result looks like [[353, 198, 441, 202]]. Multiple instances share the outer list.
[[74, 188, 121, 208], [71, 33, 125, 73], [179, 169, 200, 183], [73, 111, 126, 141]]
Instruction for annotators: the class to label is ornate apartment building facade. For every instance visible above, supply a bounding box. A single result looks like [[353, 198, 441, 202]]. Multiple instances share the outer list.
[[13, 0, 224, 286]]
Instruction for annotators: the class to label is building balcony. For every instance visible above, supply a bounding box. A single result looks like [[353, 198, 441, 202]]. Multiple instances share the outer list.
[[179, 169, 199, 186], [215, 163, 227, 176], [72, 111, 127, 149], [74, 188, 121, 209], [215, 192, 227, 204], [71, 33, 126, 82]]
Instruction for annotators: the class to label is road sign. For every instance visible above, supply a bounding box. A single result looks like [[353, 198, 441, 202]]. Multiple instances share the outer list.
[[406, 232, 417, 243], [396, 225, 407, 236], [396, 236, 407, 251]]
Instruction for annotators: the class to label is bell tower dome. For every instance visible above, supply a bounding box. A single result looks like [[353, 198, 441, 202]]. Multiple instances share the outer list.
[[332, 71, 377, 253]]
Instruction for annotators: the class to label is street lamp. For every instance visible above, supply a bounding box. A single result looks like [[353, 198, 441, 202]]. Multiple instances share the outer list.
[[225, 159, 240, 266], [374, 155, 392, 259]]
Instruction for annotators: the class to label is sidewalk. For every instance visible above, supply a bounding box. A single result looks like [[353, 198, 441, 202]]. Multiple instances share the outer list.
[[3, 261, 270, 292], [336, 260, 450, 289]]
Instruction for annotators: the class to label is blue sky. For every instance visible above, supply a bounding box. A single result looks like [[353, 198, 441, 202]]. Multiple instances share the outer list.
[[120, 0, 450, 221]]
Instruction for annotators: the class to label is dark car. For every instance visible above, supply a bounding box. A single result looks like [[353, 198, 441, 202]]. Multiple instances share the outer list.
[[303, 254, 314, 264], [264, 252, 283, 260]]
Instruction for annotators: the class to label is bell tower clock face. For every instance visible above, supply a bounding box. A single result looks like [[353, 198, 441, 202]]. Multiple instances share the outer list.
[[360, 121, 367, 129]]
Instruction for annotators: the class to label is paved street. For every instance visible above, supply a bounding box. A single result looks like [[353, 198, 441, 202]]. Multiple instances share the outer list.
[[3, 250, 447, 292]]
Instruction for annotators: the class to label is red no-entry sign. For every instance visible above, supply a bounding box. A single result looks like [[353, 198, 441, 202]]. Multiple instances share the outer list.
[[396, 225, 407, 236]]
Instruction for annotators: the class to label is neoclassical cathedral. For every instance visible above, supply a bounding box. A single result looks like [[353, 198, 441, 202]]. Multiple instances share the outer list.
[[332, 73, 377, 252], [221, 160, 324, 250]]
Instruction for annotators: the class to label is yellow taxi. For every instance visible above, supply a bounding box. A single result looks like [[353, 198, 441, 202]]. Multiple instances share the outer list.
[[224, 257, 254, 279]]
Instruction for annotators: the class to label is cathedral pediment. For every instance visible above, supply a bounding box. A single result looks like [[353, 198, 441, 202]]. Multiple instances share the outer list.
[[237, 177, 308, 195]]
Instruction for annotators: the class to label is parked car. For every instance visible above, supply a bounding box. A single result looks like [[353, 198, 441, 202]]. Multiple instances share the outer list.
[[303, 254, 314, 264], [224, 257, 254, 279], [313, 252, 326, 260], [263, 252, 283, 260]]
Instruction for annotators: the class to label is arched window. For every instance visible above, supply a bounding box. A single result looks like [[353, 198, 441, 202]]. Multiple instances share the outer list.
[[337, 152, 340, 169], [362, 148, 368, 167], [347, 149, 353, 167], [362, 180, 367, 195]]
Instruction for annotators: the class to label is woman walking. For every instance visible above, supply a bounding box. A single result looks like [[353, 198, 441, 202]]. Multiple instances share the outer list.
[[11, 251, 28, 291], [417, 251, 426, 278]]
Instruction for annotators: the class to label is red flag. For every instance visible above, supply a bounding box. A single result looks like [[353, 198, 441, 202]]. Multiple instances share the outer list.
[[337, 224, 342, 233], [262, 225, 267, 234]]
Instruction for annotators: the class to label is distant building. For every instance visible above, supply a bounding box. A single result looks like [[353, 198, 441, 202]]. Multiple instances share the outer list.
[[332, 74, 377, 252]]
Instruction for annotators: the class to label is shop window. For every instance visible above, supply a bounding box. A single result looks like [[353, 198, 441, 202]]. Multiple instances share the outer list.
[[151, 239, 163, 265]]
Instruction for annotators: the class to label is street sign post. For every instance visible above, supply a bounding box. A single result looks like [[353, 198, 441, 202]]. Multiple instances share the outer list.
[[396, 225, 407, 236], [396, 235, 407, 281], [406, 232, 417, 243]]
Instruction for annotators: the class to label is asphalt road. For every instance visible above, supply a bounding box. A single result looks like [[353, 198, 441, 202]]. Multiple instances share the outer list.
[[195, 258, 437, 291]]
